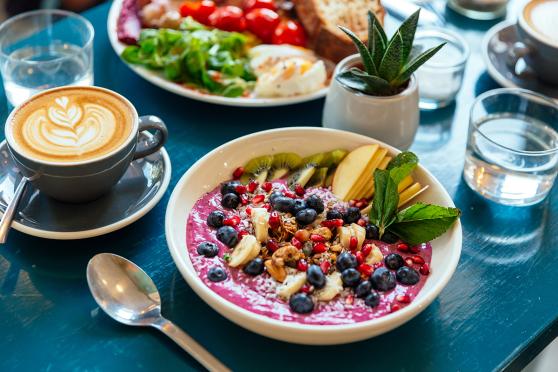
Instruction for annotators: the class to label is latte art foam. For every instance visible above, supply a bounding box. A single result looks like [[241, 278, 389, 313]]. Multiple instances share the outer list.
[[9, 88, 134, 163]]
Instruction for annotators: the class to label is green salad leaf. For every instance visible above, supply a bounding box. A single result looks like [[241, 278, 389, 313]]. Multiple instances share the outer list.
[[121, 18, 256, 97]]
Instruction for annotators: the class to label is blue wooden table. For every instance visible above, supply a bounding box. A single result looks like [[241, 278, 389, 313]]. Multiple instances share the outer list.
[[1, 1, 556, 371]]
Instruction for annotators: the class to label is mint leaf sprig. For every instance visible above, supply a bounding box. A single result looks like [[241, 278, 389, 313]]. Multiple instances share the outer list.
[[368, 152, 460, 245]]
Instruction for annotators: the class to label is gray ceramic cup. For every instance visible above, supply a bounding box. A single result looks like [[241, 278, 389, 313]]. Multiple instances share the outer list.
[[4, 86, 168, 203], [509, 3, 558, 85]]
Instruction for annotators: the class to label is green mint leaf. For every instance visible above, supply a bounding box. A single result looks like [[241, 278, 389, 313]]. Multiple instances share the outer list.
[[379, 31, 404, 83], [388, 203, 461, 245], [397, 9, 420, 63], [387, 151, 419, 184], [393, 42, 446, 86], [369, 169, 399, 237], [338, 25, 378, 76]]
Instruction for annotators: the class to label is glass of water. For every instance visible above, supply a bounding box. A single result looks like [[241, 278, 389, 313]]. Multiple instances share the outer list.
[[464, 88, 558, 206], [0, 10, 94, 107]]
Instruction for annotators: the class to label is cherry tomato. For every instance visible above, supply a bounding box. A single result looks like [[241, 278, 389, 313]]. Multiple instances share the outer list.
[[272, 20, 307, 47], [243, 0, 277, 12], [209, 6, 246, 32], [245, 8, 280, 43], [179, 1, 216, 24]]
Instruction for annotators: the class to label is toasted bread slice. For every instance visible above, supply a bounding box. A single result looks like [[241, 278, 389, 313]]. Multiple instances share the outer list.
[[295, 0, 385, 63]]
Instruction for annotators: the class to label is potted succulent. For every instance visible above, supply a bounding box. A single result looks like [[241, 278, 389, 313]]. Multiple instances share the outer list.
[[323, 10, 445, 149]]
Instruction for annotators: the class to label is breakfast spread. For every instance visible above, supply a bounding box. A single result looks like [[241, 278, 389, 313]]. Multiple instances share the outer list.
[[186, 146, 460, 323], [116, 0, 385, 98]]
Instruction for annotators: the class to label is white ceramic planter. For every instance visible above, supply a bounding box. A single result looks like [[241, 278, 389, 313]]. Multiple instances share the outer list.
[[323, 54, 420, 150]]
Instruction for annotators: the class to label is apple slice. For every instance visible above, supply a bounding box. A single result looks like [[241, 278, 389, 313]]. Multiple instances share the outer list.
[[345, 147, 388, 201], [332, 144, 379, 200], [362, 155, 392, 199], [399, 183, 429, 207]]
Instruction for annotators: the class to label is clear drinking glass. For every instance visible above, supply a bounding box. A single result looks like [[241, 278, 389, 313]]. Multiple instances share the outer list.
[[464, 88, 558, 206], [0, 10, 94, 107], [414, 28, 469, 110]]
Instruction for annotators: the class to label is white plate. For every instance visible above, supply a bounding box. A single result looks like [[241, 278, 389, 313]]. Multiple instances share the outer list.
[[165, 127, 462, 345], [107, 0, 329, 107]]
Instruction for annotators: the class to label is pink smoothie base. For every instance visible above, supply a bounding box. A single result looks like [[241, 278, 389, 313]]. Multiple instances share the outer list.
[[186, 183, 432, 325]]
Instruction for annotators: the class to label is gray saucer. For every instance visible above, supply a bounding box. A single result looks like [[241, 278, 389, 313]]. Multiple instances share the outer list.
[[482, 21, 558, 100], [0, 133, 171, 240]]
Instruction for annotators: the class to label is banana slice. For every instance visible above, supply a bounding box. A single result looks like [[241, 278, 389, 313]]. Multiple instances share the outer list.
[[338, 226, 352, 249], [366, 244, 384, 265], [251, 208, 269, 243], [228, 235, 261, 267], [315, 272, 343, 301], [350, 223, 366, 250], [276, 272, 307, 299]]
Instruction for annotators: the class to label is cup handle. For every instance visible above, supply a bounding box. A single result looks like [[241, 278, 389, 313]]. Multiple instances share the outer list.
[[506, 42, 532, 76], [133, 115, 168, 160]]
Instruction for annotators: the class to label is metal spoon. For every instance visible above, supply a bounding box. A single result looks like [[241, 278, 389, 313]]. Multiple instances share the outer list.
[[86, 253, 230, 372], [0, 176, 30, 244]]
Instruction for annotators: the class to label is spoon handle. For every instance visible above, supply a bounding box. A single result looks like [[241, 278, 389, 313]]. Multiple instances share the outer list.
[[0, 177, 28, 244], [153, 317, 231, 372]]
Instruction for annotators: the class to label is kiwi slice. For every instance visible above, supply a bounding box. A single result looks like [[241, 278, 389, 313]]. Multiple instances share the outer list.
[[308, 167, 329, 187], [288, 164, 316, 188], [241, 155, 273, 184], [268, 153, 302, 180], [324, 172, 335, 187]]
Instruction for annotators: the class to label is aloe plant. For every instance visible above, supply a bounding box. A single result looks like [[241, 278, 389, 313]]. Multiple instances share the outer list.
[[337, 10, 445, 96]]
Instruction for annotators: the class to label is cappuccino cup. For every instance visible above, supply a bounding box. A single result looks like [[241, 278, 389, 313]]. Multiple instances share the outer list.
[[4, 86, 168, 203], [509, 0, 558, 85]]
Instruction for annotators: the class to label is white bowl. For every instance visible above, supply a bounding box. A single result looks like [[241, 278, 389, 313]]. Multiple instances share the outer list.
[[165, 127, 462, 344]]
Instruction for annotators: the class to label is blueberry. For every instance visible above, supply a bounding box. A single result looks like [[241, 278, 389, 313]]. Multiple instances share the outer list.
[[305, 195, 324, 214], [272, 196, 295, 213], [384, 253, 405, 270], [221, 193, 240, 209], [341, 268, 361, 287], [207, 210, 225, 228], [355, 280, 372, 298], [289, 293, 314, 314], [326, 209, 343, 220], [343, 207, 361, 224], [365, 224, 380, 240], [243, 258, 265, 276], [364, 291, 380, 308], [220, 181, 240, 195], [370, 267, 396, 291], [197, 242, 219, 258], [306, 264, 326, 289], [207, 266, 227, 282], [269, 191, 283, 204], [216, 226, 239, 247], [381, 231, 399, 244], [396, 266, 420, 285], [336, 252, 358, 272], [295, 208, 317, 225], [290, 199, 307, 215]]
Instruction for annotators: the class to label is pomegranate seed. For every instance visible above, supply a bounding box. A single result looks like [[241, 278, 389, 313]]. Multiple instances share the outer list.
[[391, 304, 401, 312], [349, 199, 356, 206], [291, 237, 302, 249], [223, 216, 240, 226], [357, 218, 367, 226], [359, 198, 368, 204], [313, 242, 327, 253], [345, 294, 354, 305], [235, 184, 247, 194], [232, 167, 244, 179], [252, 194, 265, 204], [420, 263, 430, 275], [245, 207, 252, 216], [294, 229, 310, 242], [261, 182, 272, 192], [361, 244, 373, 258], [355, 201, 365, 209], [267, 239, 279, 252], [294, 184, 305, 196], [238, 230, 249, 239], [409, 245, 420, 253], [410, 255, 425, 265], [240, 194, 249, 205], [397, 243, 409, 252], [310, 234, 325, 243], [284, 190, 297, 199], [321, 219, 344, 228], [405, 258, 414, 267], [349, 236, 358, 251], [297, 259, 308, 272], [373, 262, 384, 269], [320, 261, 331, 273], [263, 203, 272, 211], [356, 251, 364, 264], [396, 294, 411, 303], [268, 211, 280, 228], [248, 181, 259, 193], [301, 284, 311, 293], [357, 263, 373, 277]]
